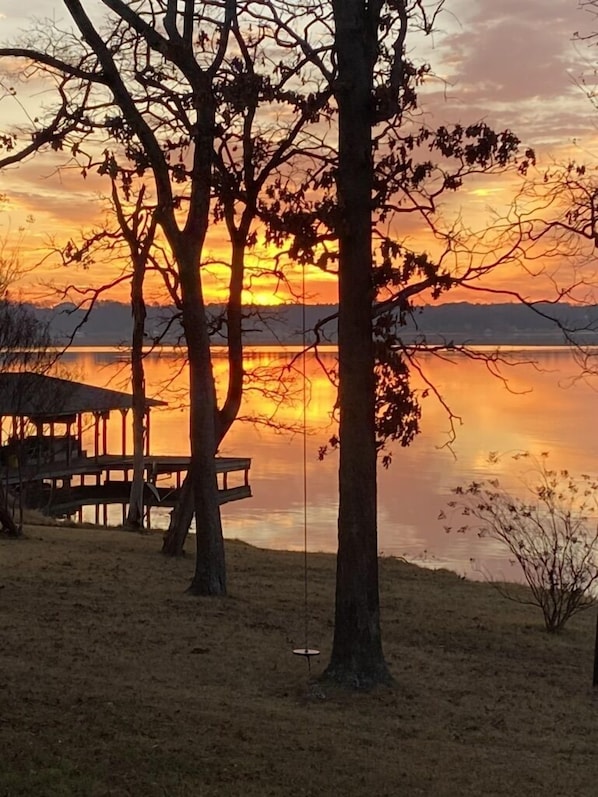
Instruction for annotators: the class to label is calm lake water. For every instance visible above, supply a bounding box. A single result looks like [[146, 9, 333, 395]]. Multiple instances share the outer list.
[[61, 346, 598, 581]]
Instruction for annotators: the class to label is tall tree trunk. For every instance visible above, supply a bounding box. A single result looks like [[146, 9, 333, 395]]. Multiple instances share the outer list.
[[179, 250, 226, 595], [162, 473, 194, 555], [162, 235, 245, 556], [0, 480, 19, 537], [218, 235, 245, 438], [126, 251, 147, 528], [324, 0, 392, 688]]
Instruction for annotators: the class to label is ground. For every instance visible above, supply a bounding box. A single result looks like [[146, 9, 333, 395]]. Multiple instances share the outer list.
[[1, 524, 597, 796]]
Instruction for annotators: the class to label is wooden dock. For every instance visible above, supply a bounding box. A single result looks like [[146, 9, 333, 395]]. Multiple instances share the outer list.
[[2, 454, 252, 518], [0, 372, 252, 523]]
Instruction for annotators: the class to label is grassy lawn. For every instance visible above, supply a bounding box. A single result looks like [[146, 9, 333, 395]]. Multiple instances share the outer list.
[[1, 524, 597, 796]]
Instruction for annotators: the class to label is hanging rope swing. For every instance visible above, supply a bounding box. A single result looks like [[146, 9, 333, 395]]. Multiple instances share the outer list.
[[292, 268, 320, 667]]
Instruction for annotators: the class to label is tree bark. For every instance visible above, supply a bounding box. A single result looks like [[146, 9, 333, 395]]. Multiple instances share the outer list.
[[162, 473, 193, 555], [324, 0, 392, 688], [162, 234, 245, 556], [0, 481, 19, 537], [125, 248, 147, 529], [179, 248, 226, 595], [218, 235, 246, 439]]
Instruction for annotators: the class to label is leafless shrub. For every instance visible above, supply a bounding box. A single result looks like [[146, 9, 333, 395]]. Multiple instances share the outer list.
[[442, 452, 598, 632]]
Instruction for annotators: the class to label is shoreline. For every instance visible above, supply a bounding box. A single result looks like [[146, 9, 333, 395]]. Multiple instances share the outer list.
[[58, 337, 598, 350]]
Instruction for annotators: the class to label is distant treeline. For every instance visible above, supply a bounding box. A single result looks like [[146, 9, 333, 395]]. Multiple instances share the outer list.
[[30, 300, 598, 347]]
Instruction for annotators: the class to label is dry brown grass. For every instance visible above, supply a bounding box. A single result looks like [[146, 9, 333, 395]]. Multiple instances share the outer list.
[[1, 524, 597, 797]]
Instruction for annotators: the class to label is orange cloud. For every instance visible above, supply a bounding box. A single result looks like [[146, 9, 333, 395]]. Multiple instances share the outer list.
[[2, 0, 597, 308]]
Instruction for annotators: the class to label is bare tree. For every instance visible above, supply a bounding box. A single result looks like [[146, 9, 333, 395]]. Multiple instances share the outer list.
[[445, 453, 598, 633], [163, 12, 334, 554], [0, 1, 243, 593], [0, 1, 335, 590], [0, 253, 54, 535], [111, 184, 157, 529]]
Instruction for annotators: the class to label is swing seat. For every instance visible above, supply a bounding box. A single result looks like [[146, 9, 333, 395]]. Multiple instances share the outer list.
[[292, 648, 320, 658]]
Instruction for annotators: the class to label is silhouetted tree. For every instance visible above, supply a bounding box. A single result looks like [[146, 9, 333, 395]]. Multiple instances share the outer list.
[[0, 1, 333, 590], [0, 1, 578, 683], [0, 297, 53, 536], [255, 0, 535, 687], [1, 1, 245, 593], [111, 184, 157, 529]]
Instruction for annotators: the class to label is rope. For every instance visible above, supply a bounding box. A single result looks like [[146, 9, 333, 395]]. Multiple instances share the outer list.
[[292, 266, 319, 670], [301, 268, 310, 657]]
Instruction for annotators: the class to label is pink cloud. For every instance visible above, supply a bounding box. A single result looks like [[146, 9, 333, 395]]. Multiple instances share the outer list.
[[425, 0, 594, 146]]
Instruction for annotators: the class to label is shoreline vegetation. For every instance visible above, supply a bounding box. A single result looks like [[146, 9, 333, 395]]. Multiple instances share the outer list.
[[32, 300, 598, 347], [2, 524, 597, 796]]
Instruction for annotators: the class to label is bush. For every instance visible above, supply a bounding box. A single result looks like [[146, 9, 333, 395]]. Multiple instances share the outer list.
[[442, 452, 598, 632]]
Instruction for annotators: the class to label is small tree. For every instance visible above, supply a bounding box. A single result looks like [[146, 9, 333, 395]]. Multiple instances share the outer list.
[[444, 453, 598, 632], [0, 299, 54, 536]]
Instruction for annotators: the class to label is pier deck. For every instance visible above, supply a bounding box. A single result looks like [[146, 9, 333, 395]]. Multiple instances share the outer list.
[[0, 372, 252, 521], [2, 454, 252, 517], [3, 454, 251, 486]]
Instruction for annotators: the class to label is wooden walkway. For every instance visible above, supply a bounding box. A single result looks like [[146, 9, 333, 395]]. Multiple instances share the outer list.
[[2, 454, 251, 517]]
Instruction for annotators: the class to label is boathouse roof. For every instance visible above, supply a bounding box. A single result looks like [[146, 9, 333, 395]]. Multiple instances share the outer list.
[[0, 372, 166, 419]]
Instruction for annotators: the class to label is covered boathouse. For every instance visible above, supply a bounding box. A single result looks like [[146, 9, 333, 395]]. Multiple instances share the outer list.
[[0, 372, 251, 523]]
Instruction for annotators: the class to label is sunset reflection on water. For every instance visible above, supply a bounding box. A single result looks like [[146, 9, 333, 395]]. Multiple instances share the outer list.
[[62, 346, 598, 581]]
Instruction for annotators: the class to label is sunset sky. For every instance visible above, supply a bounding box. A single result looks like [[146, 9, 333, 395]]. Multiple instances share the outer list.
[[0, 0, 597, 305]]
